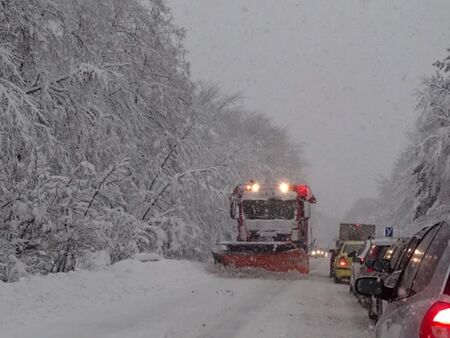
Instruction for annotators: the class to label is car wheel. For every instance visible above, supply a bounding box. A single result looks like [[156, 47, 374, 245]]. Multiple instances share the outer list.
[[334, 276, 340, 284]]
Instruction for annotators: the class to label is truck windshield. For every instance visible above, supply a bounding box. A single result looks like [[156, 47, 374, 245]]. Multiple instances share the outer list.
[[243, 199, 295, 220]]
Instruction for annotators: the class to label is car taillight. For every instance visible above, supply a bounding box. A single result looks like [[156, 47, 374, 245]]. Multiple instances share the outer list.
[[339, 257, 348, 267], [420, 302, 450, 338]]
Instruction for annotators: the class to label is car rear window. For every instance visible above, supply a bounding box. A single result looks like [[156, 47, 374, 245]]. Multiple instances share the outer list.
[[384, 243, 400, 264], [387, 239, 410, 269], [396, 236, 423, 271], [405, 223, 450, 294], [367, 244, 390, 260], [397, 225, 440, 297], [411, 223, 449, 294]]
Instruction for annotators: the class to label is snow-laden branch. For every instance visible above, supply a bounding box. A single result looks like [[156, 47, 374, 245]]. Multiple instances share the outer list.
[[142, 166, 214, 221]]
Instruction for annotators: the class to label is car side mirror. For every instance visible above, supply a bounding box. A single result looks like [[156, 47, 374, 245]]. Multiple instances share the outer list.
[[372, 259, 391, 273], [229, 200, 238, 219], [355, 277, 395, 301], [355, 277, 382, 296]]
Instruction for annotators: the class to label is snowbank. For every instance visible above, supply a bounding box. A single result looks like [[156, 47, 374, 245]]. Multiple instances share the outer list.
[[0, 258, 372, 338], [0, 257, 204, 337]]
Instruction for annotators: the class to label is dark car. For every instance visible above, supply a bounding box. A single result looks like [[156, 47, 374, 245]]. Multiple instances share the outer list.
[[355, 221, 450, 338], [350, 238, 395, 295], [349, 238, 395, 318], [368, 237, 410, 321]]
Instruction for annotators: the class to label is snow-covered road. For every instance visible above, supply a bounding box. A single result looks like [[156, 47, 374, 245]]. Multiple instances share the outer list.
[[0, 257, 373, 338]]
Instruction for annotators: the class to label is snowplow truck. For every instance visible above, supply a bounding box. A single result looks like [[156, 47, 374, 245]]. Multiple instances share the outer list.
[[212, 181, 316, 274]]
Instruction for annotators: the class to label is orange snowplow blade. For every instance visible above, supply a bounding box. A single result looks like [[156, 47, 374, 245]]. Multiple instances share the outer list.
[[212, 242, 309, 274]]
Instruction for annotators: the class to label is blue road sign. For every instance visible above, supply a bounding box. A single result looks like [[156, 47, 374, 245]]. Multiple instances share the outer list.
[[385, 226, 394, 238]]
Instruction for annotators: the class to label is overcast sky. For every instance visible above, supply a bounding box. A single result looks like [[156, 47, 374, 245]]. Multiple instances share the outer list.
[[167, 0, 450, 221]]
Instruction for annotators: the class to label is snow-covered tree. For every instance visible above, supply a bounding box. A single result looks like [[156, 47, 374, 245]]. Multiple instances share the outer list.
[[358, 50, 450, 235], [0, 0, 308, 281]]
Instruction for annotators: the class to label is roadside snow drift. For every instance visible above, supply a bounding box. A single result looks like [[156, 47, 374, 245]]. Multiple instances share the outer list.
[[0, 258, 373, 338]]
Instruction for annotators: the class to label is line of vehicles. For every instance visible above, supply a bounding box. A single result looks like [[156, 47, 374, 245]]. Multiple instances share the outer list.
[[329, 223, 376, 283], [211, 181, 449, 337], [330, 222, 450, 338]]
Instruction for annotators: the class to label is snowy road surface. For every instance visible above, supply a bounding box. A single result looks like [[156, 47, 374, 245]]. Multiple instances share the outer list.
[[1, 257, 373, 338]]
